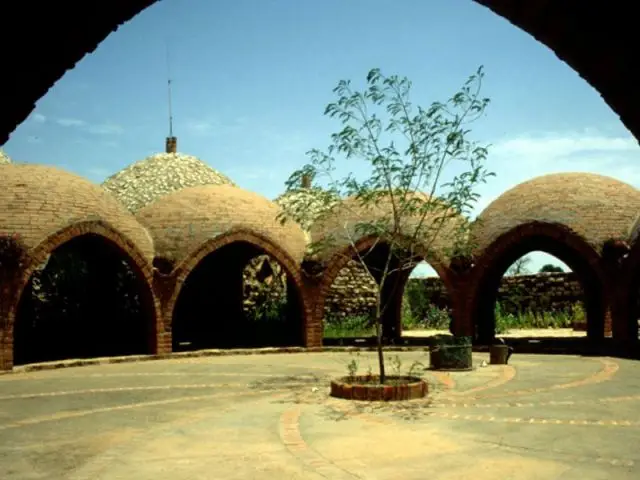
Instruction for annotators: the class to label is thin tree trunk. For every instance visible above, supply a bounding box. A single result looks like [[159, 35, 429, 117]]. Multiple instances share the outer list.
[[376, 320, 385, 384], [375, 299, 386, 384]]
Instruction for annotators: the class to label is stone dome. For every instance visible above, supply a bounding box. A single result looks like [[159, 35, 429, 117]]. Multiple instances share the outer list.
[[102, 152, 236, 213], [308, 192, 467, 264], [0, 164, 155, 260], [470, 172, 640, 255], [273, 187, 339, 231], [136, 184, 308, 266], [0, 149, 12, 165]]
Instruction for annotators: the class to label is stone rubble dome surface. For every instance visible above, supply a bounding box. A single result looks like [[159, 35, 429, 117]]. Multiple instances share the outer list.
[[101, 152, 236, 213], [0, 149, 12, 165]]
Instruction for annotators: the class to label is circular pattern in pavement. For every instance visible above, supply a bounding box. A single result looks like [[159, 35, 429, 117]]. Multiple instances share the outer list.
[[0, 352, 638, 479]]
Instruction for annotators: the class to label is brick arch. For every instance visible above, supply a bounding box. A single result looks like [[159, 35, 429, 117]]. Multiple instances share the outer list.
[[623, 239, 640, 341], [165, 228, 311, 346], [467, 221, 608, 342], [314, 235, 456, 339], [2, 220, 161, 370]]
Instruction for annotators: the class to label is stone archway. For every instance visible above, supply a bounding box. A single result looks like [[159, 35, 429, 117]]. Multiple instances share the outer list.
[[4, 221, 160, 369], [165, 230, 310, 351], [316, 235, 456, 342], [467, 222, 609, 344]]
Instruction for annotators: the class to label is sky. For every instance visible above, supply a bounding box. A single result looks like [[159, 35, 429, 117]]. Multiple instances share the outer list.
[[3, 0, 639, 277]]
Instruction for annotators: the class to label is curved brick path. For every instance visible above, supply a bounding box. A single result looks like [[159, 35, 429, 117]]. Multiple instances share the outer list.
[[0, 352, 639, 479]]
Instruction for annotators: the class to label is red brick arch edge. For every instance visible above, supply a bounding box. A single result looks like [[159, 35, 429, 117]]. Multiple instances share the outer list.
[[465, 221, 609, 338], [623, 238, 640, 335], [164, 228, 312, 346], [313, 235, 456, 334], [1, 220, 162, 370]]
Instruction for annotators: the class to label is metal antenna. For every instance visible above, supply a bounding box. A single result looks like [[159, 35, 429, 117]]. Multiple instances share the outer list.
[[166, 40, 174, 138]]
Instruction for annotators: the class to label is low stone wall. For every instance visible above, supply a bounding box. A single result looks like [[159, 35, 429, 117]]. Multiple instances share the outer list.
[[323, 260, 377, 319], [323, 271, 584, 319], [244, 257, 584, 321], [409, 272, 583, 315]]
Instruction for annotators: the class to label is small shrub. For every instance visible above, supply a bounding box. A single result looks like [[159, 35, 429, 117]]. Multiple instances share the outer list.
[[424, 305, 451, 330], [324, 315, 374, 338]]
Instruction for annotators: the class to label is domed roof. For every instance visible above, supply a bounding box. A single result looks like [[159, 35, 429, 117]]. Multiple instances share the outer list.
[[102, 152, 235, 213], [630, 213, 640, 246], [0, 149, 12, 165], [0, 164, 154, 260], [470, 172, 640, 255], [136, 184, 308, 266], [273, 187, 339, 231], [308, 192, 467, 264]]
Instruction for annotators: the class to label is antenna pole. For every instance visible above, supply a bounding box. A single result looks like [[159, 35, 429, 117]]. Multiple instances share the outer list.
[[166, 41, 174, 138], [165, 39, 177, 153]]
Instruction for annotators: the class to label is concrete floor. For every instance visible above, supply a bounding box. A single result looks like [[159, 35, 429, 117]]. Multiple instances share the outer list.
[[0, 351, 639, 480]]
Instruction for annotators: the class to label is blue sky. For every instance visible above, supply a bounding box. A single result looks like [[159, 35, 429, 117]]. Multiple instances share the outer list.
[[4, 0, 639, 276]]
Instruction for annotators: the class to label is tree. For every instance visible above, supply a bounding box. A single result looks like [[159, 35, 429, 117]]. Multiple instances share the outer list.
[[506, 256, 531, 276], [539, 263, 564, 273], [278, 67, 493, 384]]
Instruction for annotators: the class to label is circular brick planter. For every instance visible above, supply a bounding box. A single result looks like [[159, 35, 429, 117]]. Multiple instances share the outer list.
[[330, 375, 427, 401]]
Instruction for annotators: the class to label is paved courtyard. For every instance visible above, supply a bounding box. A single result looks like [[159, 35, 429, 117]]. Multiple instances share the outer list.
[[0, 350, 639, 480]]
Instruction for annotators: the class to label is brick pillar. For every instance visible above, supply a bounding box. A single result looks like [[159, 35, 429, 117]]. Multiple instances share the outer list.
[[607, 275, 633, 343], [0, 271, 21, 371], [449, 274, 475, 338], [300, 272, 324, 348], [152, 270, 176, 355]]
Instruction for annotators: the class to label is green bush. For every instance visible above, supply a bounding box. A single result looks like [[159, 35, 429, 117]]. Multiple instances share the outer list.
[[494, 301, 583, 333], [324, 315, 374, 338]]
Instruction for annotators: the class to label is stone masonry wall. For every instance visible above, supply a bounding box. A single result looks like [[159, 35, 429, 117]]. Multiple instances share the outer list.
[[415, 272, 583, 315], [324, 271, 583, 319]]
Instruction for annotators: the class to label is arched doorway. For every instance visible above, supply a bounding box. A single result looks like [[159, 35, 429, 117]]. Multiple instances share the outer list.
[[13, 234, 156, 365], [400, 260, 454, 337], [472, 232, 605, 345], [321, 240, 453, 343], [488, 252, 587, 338], [171, 241, 305, 351]]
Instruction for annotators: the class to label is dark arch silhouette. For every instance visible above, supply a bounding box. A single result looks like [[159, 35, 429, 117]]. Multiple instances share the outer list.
[[12, 232, 158, 366], [167, 231, 308, 351], [3, 2, 639, 144]]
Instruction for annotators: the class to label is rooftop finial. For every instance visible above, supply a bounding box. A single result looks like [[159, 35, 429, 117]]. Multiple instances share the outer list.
[[301, 173, 311, 189]]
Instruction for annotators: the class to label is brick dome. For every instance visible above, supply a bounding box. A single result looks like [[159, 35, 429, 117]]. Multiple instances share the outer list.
[[630, 213, 640, 247], [0, 149, 12, 165], [136, 184, 308, 265], [308, 193, 467, 264], [0, 164, 155, 260], [470, 172, 640, 255], [102, 152, 236, 213]]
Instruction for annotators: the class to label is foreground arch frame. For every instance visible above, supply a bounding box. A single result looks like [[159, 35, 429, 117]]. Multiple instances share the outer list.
[[3, 2, 640, 145], [154, 229, 314, 350], [0, 220, 162, 370]]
